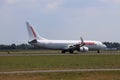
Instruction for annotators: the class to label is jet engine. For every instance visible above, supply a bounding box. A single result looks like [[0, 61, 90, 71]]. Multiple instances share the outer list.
[[79, 46, 89, 52]]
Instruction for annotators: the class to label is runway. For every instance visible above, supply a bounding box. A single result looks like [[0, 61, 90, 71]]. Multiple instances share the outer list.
[[0, 52, 120, 56], [0, 69, 120, 74]]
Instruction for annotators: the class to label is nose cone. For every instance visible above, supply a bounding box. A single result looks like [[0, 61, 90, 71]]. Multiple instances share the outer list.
[[102, 44, 107, 50]]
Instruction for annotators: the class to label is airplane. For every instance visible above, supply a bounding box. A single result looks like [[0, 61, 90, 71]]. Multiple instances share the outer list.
[[26, 22, 106, 53]]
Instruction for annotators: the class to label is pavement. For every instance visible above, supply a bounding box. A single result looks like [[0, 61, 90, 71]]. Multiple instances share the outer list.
[[0, 52, 120, 56], [0, 69, 120, 74]]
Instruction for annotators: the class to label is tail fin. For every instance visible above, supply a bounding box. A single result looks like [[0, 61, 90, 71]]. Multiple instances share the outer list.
[[26, 22, 47, 40]]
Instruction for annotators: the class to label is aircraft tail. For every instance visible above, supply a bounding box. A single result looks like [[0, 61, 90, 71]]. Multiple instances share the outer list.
[[26, 22, 47, 41]]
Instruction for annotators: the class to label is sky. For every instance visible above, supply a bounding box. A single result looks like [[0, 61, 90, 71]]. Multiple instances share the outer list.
[[0, 0, 120, 44]]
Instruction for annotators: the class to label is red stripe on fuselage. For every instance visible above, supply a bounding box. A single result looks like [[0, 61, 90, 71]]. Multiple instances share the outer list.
[[30, 26, 37, 38], [84, 42, 95, 45]]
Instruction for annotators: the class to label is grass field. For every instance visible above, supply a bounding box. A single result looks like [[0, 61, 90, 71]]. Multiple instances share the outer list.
[[0, 51, 120, 71], [0, 71, 120, 80], [0, 50, 120, 80]]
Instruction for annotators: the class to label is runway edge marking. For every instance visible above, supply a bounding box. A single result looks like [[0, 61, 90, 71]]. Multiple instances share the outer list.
[[0, 69, 120, 74]]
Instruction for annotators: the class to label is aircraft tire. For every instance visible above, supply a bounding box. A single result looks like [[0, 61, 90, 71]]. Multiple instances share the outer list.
[[61, 50, 65, 53], [97, 50, 100, 53], [69, 50, 74, 53]]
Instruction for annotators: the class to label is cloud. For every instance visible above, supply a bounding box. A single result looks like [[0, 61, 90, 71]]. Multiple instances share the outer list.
[[4, 0, 20, 5], [111, 0, 120, 3], [2, 0, 65, 11], [46, 0, 64, 10], [47, 2, 57, 9], [82, 7, 103, 17], [2, 0, 41, 6], [98, 0, 120, 4]]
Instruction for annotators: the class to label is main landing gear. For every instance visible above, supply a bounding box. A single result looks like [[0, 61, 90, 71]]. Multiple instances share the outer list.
[[61, 50, 65, 53], [97, 50, 100, 53], [61, 50, 74, 54]]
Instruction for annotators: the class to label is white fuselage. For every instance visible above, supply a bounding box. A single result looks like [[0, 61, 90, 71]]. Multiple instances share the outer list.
[[32, 40, 106, 50]]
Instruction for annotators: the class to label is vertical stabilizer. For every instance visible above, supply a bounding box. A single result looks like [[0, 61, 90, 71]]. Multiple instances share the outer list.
[[26, 22, 47, 40]]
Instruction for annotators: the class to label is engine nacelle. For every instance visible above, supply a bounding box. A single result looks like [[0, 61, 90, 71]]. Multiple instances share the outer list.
[[79, 46, 89, 52]]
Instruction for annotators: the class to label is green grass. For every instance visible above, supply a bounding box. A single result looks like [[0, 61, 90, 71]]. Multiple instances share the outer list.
[[0, 50, 120, 80], [0, 55, 120, 71], [0, 71, 120, 80]]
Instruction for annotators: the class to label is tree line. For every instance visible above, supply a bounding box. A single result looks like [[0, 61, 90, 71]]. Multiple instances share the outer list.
[[103, 42, 120, 50], [0, 44, 36, 50], [0, 42, 120, 50]]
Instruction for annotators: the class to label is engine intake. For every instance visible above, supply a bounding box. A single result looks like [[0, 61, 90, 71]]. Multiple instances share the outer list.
[[79, 46, 89, 52]]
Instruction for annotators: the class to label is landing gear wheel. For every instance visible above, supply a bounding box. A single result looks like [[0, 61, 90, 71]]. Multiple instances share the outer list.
[[61, 50, 65, 53], [69, 50, 74, 53], [97, 50, 100, 53]]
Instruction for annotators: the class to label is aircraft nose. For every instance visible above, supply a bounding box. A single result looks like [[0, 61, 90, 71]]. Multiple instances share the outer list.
[[102, 44, 107, 50], [103, 44, 107, 48]]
